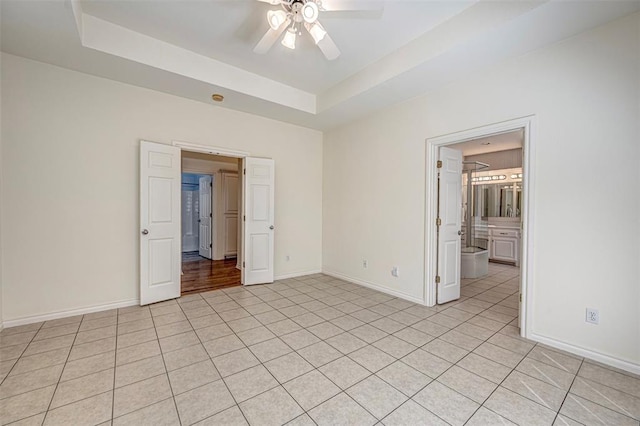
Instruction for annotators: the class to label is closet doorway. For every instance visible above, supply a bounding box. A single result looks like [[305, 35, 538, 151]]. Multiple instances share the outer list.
[[181, 151, 241, 294]]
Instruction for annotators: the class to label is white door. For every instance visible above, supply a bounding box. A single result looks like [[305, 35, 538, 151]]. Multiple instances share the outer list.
[[198, 175, 213, 259], [437, 146, 462, 304], [243, 157, 275, 285], [140, 141, 181, 305]]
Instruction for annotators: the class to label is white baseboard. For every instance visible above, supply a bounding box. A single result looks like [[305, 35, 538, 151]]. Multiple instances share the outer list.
[[3, 299, 139, 328], [322, 269, 425, 305], [275, 269, 322, 281], [529, 332, 640, 376]]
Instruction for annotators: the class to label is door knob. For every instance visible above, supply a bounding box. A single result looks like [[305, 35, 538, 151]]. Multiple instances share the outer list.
[[141, 229, 149, 235], [458, 230, 462, 235], [269, 225, 275, 230]]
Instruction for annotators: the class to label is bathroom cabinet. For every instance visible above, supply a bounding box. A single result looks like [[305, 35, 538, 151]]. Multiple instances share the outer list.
[[489, 227, 520, 265]]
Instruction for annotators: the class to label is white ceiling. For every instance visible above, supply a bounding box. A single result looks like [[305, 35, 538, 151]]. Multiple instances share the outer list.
[[456, 130, 524, 156], [2, 0, 639, 130], [80, 0, 474, 94]]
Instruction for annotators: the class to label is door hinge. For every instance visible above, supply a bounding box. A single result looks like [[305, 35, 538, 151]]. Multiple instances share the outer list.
[[209, 243, 212, 248], [243, 215, 246, 221], [436, 160, 442, 169], [210, 182, 212, 187], [436, 217, 442, 227], [519, 294, 522, 302], [242, 261, 245, 268], [435, 275, 441, 284], [210, 213, 212, 217], [243, 168, 246, 175]]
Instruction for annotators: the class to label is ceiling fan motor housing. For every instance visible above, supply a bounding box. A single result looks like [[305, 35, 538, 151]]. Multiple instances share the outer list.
[[287, 0, 320, 24]]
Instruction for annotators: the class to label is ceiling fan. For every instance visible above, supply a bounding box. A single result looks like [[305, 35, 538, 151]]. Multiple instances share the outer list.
[[254, 0, 383, 60]]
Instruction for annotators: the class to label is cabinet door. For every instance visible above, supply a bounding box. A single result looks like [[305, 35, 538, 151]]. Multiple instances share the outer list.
[[225, 216, 238, 256], [491, 237, 518, 262], [224, 174, 239, 215]]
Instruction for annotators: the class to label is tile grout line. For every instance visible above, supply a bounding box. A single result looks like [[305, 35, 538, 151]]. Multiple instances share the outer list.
[[177, 295, 255, 426], [39, 314, 83, 425], [149, 304, 184, 426], [459, 334, 545, 425], [0, 321, 46, 388], [111, 311, 119, 424], [551, 358, 585, 425]]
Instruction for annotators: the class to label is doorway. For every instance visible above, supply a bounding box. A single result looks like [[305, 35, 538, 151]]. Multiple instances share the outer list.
[[425, 116, 535, 338], [180, 152, 241, 295], [140, 140, 276, 306]]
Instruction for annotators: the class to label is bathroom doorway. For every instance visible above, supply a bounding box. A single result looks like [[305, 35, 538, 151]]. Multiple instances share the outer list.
[[425, 116, 536, 337], [181, 151, 242, 294]]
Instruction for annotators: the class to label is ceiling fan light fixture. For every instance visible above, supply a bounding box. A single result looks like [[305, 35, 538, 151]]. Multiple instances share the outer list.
[[267, 10, 287, 30], [281, 28, 297, 49], [301, 2, 319, 23], [307, 22, 326, 44]]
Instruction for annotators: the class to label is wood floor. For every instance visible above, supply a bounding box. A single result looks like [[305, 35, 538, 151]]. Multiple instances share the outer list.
[[181, 252, 240, 295]]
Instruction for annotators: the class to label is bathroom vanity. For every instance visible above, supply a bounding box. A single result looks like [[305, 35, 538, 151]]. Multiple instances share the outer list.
[[488, 221, 520, 266]]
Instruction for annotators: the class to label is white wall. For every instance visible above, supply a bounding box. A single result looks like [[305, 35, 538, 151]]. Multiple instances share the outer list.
[[1, 53, 323, 323], [323, 13, 640, 368]]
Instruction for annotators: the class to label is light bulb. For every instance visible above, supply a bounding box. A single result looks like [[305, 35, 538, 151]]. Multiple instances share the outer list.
[[281, 28, 296, 49], [301, 2, 319, 23]]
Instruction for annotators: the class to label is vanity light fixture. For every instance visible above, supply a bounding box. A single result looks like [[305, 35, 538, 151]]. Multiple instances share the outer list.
[[472, 174, 507, 182], [510, 173, 523, 179]]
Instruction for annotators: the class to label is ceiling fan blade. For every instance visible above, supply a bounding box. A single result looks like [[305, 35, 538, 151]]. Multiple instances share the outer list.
[[253, 23, 288, 54], [320, 0, 384, 18], [317, 32, 340, 60]]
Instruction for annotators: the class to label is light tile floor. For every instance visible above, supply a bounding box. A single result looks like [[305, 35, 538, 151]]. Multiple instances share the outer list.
[[1, 263, 639, 425]]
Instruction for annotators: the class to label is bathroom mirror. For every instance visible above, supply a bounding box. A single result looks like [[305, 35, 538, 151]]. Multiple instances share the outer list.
[[474, 183, 522, 218]]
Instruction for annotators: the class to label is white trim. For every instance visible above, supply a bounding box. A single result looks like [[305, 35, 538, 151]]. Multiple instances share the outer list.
[[2, 299, 139, 328], [424, 116, 536, 341], [530, 332, 640, 376], [172, 140, 250, 158], [323, 269, 425, 305], [275, 269, 323, 280]]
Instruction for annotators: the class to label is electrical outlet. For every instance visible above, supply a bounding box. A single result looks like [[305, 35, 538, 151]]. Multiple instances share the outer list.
[[362, 259, 368, 269], [391, 266, 399, 277], [586, 308, 599, 324]]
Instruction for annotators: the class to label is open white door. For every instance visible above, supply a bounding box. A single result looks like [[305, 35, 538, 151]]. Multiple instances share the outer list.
[[198, 175, 213, 259], [437, 146, 463, 304], [243, 157, 275, 285], [140, 141, 181, 305]]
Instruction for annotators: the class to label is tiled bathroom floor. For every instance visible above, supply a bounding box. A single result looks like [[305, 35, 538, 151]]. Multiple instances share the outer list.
[[1, 264, 639, 425]]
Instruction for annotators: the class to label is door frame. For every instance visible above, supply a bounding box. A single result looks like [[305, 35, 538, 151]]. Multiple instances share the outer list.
[[173, 140, 249, 284], [424, 116, 536, 338]]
